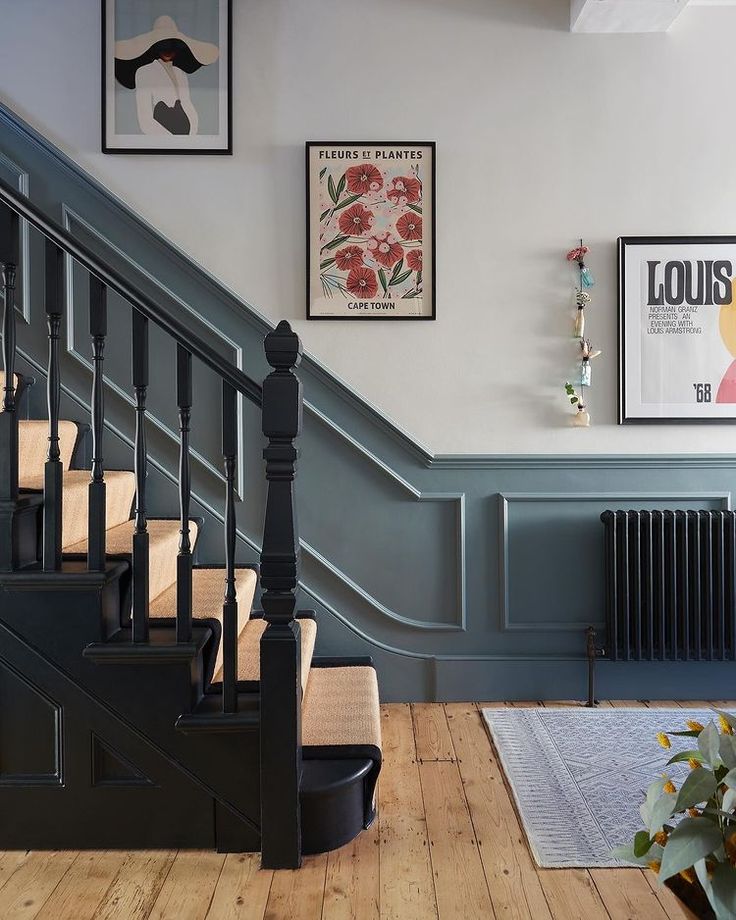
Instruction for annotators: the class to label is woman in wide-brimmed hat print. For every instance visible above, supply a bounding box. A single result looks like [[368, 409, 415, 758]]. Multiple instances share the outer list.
[[114, 15, 219, 136]]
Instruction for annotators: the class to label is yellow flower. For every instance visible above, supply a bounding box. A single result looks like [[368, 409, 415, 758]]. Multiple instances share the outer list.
[[679, 868, 696, 884], [663, 777, 677, 795], [718, 715, 734, 736], [688, 808, 700, 818], [647, 859, 661, 874], [686, 719, 705, 732], [654, 830, 668, 847], [688, 759, 701, 770], [656, 732, 672, 749]]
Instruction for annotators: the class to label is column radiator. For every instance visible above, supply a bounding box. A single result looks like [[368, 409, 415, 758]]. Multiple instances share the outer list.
[[600, 510, 736, 662]]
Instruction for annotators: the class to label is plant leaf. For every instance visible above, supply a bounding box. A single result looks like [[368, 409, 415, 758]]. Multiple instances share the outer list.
[[720, 735, 736, 770], [336, 173, 346, 200], [676, 768, 717, 811], [699, 722, 722, 766], [648, 792, 677, 835], [610, 841, 663, 867], [378, 269, 388, 295], [332, 193, 362, 214], [723, 788, 736, 813], [389, 259, 404, 283], [390, 270, 413, 287], [658, 817, 723, 883], [710, 862, 736, 920], [668, 749, 704, 766], [319, 258, 336, 270], [323, 235, 349, 251], [634, 830, 653, 857], [328, 174, 338, 204], [407, 203, 422, 214], [417, 270, 423, 285], [668, 730, 701, 738], [319, 167, 327, 180]]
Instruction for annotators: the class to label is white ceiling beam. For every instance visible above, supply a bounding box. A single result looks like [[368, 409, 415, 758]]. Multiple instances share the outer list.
[[571, 0, 693, 32]]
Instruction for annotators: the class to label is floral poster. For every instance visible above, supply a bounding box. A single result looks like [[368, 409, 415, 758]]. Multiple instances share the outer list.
[[306, 143, 435, 319]]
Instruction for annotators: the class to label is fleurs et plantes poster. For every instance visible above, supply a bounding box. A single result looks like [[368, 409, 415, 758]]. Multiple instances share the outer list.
[[306, 142, 435, 319]]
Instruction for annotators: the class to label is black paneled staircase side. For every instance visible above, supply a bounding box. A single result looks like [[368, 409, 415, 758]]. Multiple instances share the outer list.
[[0, 176, 381, 867]]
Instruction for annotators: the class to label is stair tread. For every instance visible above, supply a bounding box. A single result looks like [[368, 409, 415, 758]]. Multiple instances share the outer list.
[[20, 469, 136, 549], [150, 567, 258, 677], [302, 666, 382, 751], [213, 617, 317, 695], [64, 518, 199, 603], [19, 419, 78, 476]]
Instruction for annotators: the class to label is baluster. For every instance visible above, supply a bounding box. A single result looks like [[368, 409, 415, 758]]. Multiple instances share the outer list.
[[43, 239, 64, 571], [0, 204, 19, 572], [176, 344, 193, 643], [87, 276, 107, 571], [132, 310, 149, 641], [259, 320, 303, 870], [222, 381, 238, 713]]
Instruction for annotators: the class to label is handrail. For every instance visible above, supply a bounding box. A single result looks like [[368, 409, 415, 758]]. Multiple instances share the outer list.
[[0, 177, 262, 404]]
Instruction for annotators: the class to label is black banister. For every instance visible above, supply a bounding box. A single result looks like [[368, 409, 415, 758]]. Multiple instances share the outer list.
[[43, 239, 64, 571], [221, 381, 238, 714], [0, 177, 261, 405], [0, 202, 19, 572], [132, 309, 149, 642], [88, 276, 107, 571], [176, 344, 193, 644], [259, 320, 303, 870]]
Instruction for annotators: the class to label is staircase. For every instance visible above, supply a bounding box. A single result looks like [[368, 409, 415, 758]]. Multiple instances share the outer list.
[[0, 180, 381, 868]]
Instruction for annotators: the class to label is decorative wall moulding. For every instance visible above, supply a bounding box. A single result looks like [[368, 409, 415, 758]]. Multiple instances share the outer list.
[[102, 0, 232, 154], [306, 142, 436, 320]]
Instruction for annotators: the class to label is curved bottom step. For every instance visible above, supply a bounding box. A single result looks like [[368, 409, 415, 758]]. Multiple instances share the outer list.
[[300, 758, 375, 855]]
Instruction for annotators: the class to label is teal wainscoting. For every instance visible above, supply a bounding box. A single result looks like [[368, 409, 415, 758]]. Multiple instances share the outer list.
[[3, 102, 735, 701]]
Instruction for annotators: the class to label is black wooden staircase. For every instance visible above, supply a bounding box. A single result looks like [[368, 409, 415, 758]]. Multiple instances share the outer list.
[[0, 179, 381, 869]]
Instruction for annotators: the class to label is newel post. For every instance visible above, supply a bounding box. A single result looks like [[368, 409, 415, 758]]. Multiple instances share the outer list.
[[259, 320, 303, 870], [0, 204, 19, 571]]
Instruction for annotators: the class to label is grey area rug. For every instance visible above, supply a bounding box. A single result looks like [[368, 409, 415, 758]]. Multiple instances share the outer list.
[[482, 706, 716, 868]]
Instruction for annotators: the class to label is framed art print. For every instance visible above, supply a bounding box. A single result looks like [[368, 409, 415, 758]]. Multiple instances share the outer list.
[[619, 235, 736, 423], [306, 142, 436, 320], [102, 0, 232, 154]]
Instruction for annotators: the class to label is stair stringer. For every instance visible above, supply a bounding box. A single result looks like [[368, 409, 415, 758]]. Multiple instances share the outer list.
[[0, 577, 261, 851]]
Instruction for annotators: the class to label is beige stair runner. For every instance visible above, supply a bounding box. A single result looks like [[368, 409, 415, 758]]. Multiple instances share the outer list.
[[302, 666, 382, 749], [20, 469, 136, 548], [213, 617, 318, 694], [150, 567, 258, 675]]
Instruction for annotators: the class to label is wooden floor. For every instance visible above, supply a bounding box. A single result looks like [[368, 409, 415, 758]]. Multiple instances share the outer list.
[[0, 700, 726, 920]]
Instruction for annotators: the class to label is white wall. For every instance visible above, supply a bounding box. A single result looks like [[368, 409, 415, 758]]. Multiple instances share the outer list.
[[2, 0, 736, 454]]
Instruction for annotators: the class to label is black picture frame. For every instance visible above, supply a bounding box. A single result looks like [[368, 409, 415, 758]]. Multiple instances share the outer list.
[[619, 234, 736, 424], [305, 141, 436, 321], [101, 0, 233, 155]]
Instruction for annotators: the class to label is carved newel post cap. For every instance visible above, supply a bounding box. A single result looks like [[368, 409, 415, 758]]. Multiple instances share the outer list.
[[265, 320, 302, 371]]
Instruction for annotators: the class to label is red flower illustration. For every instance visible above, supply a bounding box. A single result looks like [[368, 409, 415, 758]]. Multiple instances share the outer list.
[[396, 212, 422, 241], [338, 203, 374, 236], [334, 245, 364, 272], [406, 250, 423, 272], [345, 163, 384, 195], [387, 175, 421, 206], [366, 231, 404, 269], [346, 267, 378, 299]]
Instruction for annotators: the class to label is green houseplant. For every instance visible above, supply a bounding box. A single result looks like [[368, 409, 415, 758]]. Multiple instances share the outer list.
[[614, 711, 736, 919]]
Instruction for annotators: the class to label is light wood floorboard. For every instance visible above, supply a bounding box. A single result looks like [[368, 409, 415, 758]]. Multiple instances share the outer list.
[[0, 701, 711, 920]]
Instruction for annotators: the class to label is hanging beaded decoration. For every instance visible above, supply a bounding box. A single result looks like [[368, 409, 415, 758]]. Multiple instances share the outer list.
[[564, 240, 601, 427]]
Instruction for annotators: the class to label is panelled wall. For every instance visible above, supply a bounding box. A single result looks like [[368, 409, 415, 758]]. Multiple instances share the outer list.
[[3, 106, 736, 701]]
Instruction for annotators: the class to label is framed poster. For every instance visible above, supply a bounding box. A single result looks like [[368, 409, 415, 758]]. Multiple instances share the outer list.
[[306, 142, 435, 320], [102, 0, 232, 154], [619, 235, 736, 423]]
